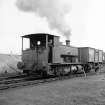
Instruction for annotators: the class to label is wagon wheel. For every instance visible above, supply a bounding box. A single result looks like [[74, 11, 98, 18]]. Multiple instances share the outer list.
[[84, 64, 91, 73], [94, 66, 99, 72]]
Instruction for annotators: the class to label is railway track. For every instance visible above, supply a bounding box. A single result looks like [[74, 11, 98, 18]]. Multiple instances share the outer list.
[[0, 73, 26, 80], [0, 71, 100, 91]]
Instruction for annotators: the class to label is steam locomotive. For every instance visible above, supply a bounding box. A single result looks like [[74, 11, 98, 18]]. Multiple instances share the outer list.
[[17, 33, 104, 76]]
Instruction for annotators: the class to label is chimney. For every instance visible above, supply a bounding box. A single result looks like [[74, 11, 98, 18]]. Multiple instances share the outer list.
[[66, 40, 70, 46]]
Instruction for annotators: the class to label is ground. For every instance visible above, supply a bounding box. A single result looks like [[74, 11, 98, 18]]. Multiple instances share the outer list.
[[0, 74, 105, 105]]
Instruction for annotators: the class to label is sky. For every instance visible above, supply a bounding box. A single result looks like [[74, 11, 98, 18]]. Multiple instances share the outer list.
[[0, 0, 105, 54]]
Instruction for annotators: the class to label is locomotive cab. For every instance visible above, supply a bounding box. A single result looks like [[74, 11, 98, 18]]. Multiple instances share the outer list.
[[20, 33, 55, 74]]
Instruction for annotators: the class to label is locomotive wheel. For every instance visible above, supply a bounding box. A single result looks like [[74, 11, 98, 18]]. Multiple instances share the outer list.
[[41, 71, 48, 78], [57, 67, 63, 76], [53, 67, 61, 77]]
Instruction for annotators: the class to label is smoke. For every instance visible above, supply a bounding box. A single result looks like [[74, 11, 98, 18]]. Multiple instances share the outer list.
[[16, 0, 72, 39]]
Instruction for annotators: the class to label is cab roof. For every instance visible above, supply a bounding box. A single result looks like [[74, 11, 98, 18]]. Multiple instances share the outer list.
[[22, 33, 59, 38]]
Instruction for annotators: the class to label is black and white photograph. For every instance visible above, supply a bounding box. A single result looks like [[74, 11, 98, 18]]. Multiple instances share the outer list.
[[0, 0, 105, 105]]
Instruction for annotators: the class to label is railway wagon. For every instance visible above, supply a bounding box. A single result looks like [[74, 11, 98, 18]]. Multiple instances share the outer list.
[[94, 49, 99, 62], [98, 50, 103, 63], [78, 47, 103, 63], [78, 47, 95, 72], [78, 47, 103, 72], [103, 52, 105, 64], [93, 49, 103, 64], [78, 47, 95, 63], [17, 33, 83, 76]]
